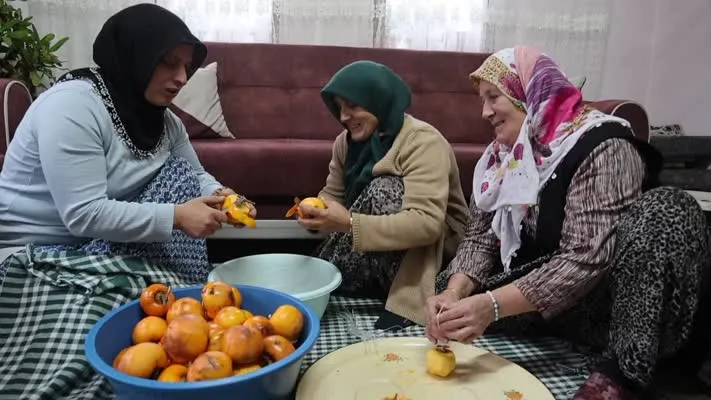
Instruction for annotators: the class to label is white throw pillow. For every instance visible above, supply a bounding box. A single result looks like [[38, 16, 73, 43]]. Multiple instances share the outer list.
[[171, 62, 235, 139]]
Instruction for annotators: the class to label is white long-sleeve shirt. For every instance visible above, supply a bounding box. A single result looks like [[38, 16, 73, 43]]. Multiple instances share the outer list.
[[0, 80, 222, 247]]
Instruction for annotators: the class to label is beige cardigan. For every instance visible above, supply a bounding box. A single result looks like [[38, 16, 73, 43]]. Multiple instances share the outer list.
[[319, 115, 470, 325]]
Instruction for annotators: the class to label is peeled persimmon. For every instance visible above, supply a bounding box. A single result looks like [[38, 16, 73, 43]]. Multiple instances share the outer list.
[[222, 325, 264, 364], [263, 334, 296, 362], [243, 315, 274, 337], [115, 342, 170, 379], [201, 281, 243, 319], [222, 194, 257, 228], [269, 304, 304, 341], [186, 351, 233, 382], [425, 347, 456, 378], [139, 283, 175, 317], [132, 316, 168, 344], [214, 306, 252, 329], [233, 363, 262, 376], [285, 196, 327, 219], [166, 297, 204, 324], [161, 313, 209, 365], [157, 364, 188, 382]]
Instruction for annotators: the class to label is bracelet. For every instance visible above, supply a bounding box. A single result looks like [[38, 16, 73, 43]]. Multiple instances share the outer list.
[[486, 290, 501, 322]]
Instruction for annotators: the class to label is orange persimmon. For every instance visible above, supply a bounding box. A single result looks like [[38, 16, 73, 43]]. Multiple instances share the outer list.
[[157, 364, 189, 382], [284, 196, 326, 219], [132, 316, 168, 344], [166, 297, 204, 324], [269, 304, 304, 341], [201, 281, 242, 319], [243, 315, 274, 337], [214, 306, 252, 329], [263, 334, 296, 362], [115, 342, 170, 379], [222, 325, 264, 365], [186, 351, 233, 382], [221, 194, 256, 228], [233, 363, 262, 376], [139, 283, 175, 317], [161, 313, 209, 365]]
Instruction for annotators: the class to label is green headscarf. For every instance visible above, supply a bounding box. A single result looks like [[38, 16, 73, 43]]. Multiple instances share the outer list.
[[320, 60, 412, 207]]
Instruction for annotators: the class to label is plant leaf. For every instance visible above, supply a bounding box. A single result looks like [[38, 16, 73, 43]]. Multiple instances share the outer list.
[[49, 36, 69, 52], [29, 70, 42, 87]]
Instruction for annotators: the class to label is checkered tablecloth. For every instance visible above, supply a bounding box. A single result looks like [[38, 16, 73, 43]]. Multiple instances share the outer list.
[[300, 296, 588, 400]]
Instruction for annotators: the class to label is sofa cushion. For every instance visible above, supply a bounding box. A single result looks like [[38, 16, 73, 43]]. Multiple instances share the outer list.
[[191, 138, 333, 198], [170, 62, 235, 139]]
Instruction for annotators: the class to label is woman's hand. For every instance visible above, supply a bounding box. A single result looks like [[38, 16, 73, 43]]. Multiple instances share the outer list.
[[425, 289, 461, 343], [297, 199, 351, 233], [174, 195, 228, 238], [436, 293, 496, 344]]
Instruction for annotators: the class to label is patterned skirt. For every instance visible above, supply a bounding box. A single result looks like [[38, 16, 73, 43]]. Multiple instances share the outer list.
[[437, 186, 711, 388], [32, 155, 214, 282], [313, 175, 407, 301]]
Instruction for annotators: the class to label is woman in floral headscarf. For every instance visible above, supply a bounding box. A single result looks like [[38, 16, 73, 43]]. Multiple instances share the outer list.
[[426, 46, 710, 399]]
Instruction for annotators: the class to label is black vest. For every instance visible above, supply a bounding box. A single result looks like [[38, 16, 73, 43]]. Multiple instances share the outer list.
[[508, 122, 663, 269]]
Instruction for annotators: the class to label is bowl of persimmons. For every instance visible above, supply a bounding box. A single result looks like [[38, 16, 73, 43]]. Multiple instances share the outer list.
[[85, 281, 320, 400]]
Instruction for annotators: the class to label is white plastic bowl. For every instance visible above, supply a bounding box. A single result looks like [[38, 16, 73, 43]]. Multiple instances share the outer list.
[[208, 253, 342, 319]]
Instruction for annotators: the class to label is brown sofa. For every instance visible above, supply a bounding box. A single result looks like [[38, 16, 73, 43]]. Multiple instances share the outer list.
[[1, 43, 650, 220]]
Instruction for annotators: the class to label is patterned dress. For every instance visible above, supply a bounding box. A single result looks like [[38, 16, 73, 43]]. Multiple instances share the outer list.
[[314, 175, 407, 300]]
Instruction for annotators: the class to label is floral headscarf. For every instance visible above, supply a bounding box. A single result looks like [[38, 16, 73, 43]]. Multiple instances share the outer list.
[[470, 46, 631, 269]]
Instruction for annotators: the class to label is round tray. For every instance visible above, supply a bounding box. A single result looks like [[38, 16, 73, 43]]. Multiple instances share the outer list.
[[296, 336, 554, 400]]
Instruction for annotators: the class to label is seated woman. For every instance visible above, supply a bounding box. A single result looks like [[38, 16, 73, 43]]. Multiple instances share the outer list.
[[426, 46, 709, 399], [0, 5, 254, 398], [296, 60, 470, 326], [0, 4, 255, 279]]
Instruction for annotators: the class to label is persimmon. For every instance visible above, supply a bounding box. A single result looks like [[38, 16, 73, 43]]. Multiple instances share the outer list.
[[186, 351, 233, 382], [112, 347, 130, 369], [115, 342, 170, 379], [285, 196, 326, 219], [269, 304, 304, 341], [233, 363, 262, 376], [222, 194, 257, 228], [157, 364, 188, 382], [214, 306, 251, 329], [139, 283, 175, 317], [263, 334, 296, 362], [222, 325, 264, 364], [166, 297, 203, 324], [201, 281, 242, 319], [243, 315, 274, 337], [207, 324, 226, 352], [132, 316, 168, 344], [161, 313, 209, 365]]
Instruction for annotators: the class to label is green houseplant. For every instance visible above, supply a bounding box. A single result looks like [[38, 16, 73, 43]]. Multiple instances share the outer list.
[[0, 0, 69, 94]]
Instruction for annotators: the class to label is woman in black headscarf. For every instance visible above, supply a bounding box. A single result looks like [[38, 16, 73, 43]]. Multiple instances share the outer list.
[[0, 4, 257, 398], [0, 3, 255, 276]]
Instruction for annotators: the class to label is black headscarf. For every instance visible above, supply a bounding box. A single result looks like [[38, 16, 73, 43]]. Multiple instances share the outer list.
[[57, 4, 206, 156]]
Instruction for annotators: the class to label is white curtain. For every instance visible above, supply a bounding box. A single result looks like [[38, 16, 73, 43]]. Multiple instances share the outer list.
[[20, 0, 614, 96], [482, 0, 614, 98], [23, 0, 152, 70]]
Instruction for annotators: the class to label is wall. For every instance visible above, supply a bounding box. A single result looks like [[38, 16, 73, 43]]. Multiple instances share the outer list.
[[599, 0, 711, 135]]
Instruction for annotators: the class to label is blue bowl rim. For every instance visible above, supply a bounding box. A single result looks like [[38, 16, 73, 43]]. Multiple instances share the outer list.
[[84, 284, 321, 391]]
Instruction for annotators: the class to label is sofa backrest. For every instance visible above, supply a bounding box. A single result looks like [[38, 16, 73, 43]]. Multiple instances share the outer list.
[[203, 42, 493, 146]]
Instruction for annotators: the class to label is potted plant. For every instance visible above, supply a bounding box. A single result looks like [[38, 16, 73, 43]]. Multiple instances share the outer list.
[[0, 0, 69, 96]]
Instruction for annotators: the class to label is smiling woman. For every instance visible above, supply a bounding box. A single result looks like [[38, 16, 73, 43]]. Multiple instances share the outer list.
[[296, 60, 470, 327]]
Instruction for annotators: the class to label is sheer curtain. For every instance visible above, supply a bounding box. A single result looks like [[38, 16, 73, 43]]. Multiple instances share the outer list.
[[20, 0, 614, 95]]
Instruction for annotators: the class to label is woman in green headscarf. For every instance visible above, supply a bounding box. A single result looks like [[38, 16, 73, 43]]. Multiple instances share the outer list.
[[297, 61, 470, 326]]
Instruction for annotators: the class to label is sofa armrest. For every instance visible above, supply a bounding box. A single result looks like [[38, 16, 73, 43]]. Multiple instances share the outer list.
[[587, 100, 650, 142], [0, 78, 33, 155]]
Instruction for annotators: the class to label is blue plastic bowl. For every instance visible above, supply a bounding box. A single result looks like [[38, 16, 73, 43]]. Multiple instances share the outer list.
[[85, 285, 320, 400]]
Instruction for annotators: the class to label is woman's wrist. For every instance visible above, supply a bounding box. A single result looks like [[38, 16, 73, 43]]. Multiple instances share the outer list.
[[173, 204, 184, 229], [447, 272, 477, 298]]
